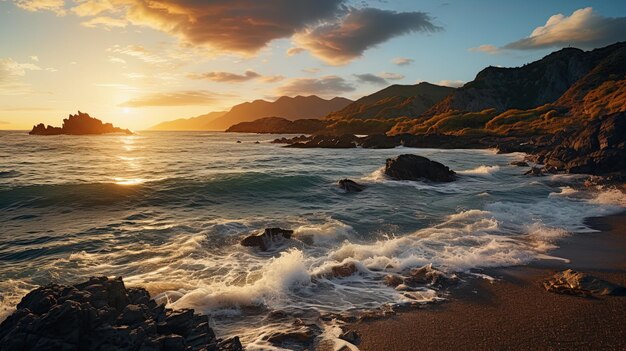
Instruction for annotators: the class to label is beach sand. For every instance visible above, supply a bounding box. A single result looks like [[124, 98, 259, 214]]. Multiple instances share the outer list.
[[346, 212, 626, 351]]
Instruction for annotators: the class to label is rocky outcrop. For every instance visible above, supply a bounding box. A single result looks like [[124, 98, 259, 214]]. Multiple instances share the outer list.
[[384, 264, 458, 290], [538, 112, 626, 174], [286, 134, 358, 148], [543, 269, 625, 297], [29, 111, 133, 136], [225, 117, 326, 134], [384, 154, 456, 182], [338, 179, 366, 192], [240, 228, 294, 251], [0, 276, 242, 351]]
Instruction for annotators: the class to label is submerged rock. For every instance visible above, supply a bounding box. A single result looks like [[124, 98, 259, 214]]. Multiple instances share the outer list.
[[510, 161, 529, 167], [240, 227, 294, 251], [384, 154, 456, 182], [338, 179, 366, 192], [0, 276, 241, 351], [543, 269, 625, 297], [286, 134, 358, 148]]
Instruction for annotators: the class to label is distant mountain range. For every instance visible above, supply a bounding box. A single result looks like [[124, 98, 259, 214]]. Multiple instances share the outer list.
[[149, 95, 352, 131]]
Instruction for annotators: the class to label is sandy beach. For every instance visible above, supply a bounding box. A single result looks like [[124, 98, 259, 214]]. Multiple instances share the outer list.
[[349, 212, 626, 351]]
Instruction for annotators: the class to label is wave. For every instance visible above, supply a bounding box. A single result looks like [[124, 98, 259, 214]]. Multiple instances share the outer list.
[[457, 165, 501, 176], [0, 170, 21, 178]]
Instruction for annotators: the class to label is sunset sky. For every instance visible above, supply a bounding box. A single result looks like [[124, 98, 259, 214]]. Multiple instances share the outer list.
[[1, 0, 625, 130]]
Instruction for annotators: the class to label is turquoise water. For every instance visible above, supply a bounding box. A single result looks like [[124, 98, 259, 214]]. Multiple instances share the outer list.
[[0, 131, 624, 348]]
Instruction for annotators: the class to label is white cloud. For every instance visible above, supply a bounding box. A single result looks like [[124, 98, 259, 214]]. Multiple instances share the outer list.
[[436, 80, 465, 88], [392, 57, 414, 66]]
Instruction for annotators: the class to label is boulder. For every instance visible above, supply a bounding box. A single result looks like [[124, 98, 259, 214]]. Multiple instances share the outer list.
[[360, 134, 400, 149], [240, 228, 294, 251], [510, 161, 529, 167], [0, 276, 243, 351], [330, 262, 358, 278], [338, 179, 366, 192], [543, 269, 625, 297], [384, 154, 456, 182]]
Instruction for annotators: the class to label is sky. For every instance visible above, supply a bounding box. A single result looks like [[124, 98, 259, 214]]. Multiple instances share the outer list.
[[1, 0, 625, 130]]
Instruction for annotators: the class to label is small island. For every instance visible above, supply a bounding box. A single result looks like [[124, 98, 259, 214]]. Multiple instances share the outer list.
[[29, 111, 133, 136]]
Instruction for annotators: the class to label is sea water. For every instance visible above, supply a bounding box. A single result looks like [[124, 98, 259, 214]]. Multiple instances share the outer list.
[[0, 131, 624, 349]]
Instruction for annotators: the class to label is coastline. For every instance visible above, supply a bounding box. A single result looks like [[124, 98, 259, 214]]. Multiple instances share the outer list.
[[347, 212, 626, 351]]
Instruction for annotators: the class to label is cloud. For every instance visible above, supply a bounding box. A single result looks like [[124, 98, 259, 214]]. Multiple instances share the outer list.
[[0, 58, 42, 95], [354, 73, 387, 85], [504, 7, 626, 50], [119, 90, 232, 107], [30, 56, 39, 62], [286, 47, 306, 56], [82, 16, 128, 29], [108, 56, 127, 64], [14, 0, 66, 15], [302, 67, 321, 74], [186, 70, 283, 83], [436, 79, 465, 88], [68, 0, 345, 55], [472, 8, 626, 54], [379, 72, 404, 80], [392, 57, 414, 66], [468, 44, 500, 54], [187, 70, 261, 83], [354, 72, 404, 85], [295, 8, 441, 65], [276, 76, 355, 96]]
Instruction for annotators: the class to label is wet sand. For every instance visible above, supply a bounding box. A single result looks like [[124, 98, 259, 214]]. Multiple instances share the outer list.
[[347, 212, 626, 351]]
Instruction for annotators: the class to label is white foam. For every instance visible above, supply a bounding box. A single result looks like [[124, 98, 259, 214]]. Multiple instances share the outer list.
[[458, 165, 501, 176]]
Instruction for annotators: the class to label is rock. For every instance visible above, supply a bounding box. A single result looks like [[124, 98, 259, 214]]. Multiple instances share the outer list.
[[0, 276, 243, 351], [543, 269, 625, 297], [383, 274, 404, 288], [29, 111, 132, 136], [510, 161, 529, 167], [330, 262, 358, 278], [338, 179, 366, 192], [524, 166, 545, 176], [360, 134, 400, 149], [236, 140, 241, 143], [217, 336, 243, 351], [240, 227, 294, 251], [384, 154, 456, 182], [542, 112, 626, 175], [287, 134, 358, 148], [339, 330, 360, 344]]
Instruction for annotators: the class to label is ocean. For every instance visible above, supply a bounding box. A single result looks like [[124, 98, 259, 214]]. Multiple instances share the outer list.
[[0, 131, 624, 349]]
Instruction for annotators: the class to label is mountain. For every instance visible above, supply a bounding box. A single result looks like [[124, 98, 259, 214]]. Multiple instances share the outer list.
[[388, 42, 626, 136], [30, 111, 132, 135], [325, 83, 455, 120], [207, 95, 352, 130], [149, 111, 227, 131], [226, 117, 325, 134], [425, 42, 626, 117]]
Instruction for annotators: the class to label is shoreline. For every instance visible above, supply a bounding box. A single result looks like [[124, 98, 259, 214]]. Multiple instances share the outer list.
[[347, 211, 626, 351]]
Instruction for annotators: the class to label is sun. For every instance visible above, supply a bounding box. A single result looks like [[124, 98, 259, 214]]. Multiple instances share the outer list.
[[122, 107, 131, 114]]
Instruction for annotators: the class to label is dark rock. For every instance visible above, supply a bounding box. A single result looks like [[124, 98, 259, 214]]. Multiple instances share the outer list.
[[330, 262, 358, 278], [384, 154, 456, 182], [287, 134, 357, 148], [383, 274, 404, 288], [542, 112, 626, 175], [0, 276, 242, 351], [236, 140, 241, 143], [29, 111, 132, 136], [240, 227, 294, 251], [524, 166, 546, 176], [338, 179, 366, 192], [339, 330, 360, 344], [217, 336, 243, 351], [543, 269, 625, 297], [360, 134, 400, 149]]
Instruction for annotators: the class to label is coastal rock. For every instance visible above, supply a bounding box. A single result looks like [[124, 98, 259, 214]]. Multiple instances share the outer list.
[[524, 166, 546, 176], [543, 269, 625, 297], [287, 134, 357, 148], [0, 276, 242, 351], [542, 112, 626, 175], [384, 154, 456, 182], [29, 111, 133, 136], [338, 179, 366, 192], [360, 134, 400, 149], [240, 228, 294, 251], [339, 330, 360, 344]]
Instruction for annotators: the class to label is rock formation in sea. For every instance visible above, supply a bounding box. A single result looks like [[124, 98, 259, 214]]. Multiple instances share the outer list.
[[338, 179, 366, 192], [240, 227, 294, 251], [29, 111, 133, 135], [0, 276, 242, 351], [384, 154, 456, 182]]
